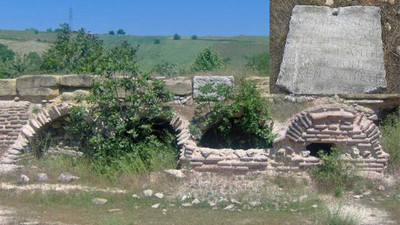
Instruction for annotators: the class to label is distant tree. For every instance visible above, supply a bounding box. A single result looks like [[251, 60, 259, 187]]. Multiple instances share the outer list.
[[192, 47, 226, 72], [117, 29, 126, 35], [153, 39, 160, 44], [108, 30, 115, 35], [191, 35, 198, 40], [173, 33, 181, 40], [46, 28, 52, 32]]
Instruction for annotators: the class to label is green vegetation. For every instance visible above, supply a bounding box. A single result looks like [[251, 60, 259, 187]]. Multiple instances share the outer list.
[[192, 47, 226, 72], [173, 33, 181, 40], [65, 41, 177, 176], [116, 29, 126, 35], [380, 108, 400, 172], [310, 148, 358, 192], [108, 30, 115, 35], [326, 208, 359, 225], [193, 81, 274, 149], [0, 29, 268, 75], [41, 24, 103, 74], [191, 34, 198, 40], [246, 51, 269, 75]]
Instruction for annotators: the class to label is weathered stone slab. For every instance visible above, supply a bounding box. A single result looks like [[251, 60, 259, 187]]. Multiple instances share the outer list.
[[0, 79, 16, 97], [193, 76, 234, 99], [60, 74, 93, 88], [164, 77, 192, 96], [16, 75, 59, 98], [277, 6, 386, 94]]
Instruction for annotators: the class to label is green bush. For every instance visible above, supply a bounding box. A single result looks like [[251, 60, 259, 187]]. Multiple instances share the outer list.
[[66, 41, 177, 176], [0, 43, 15, 62], [326, 208, 359, 225], [310, 148, 358, 191], [380, 108, 400, 172], [192, 47, 226, 72], [41, 24, 104, 74], [193, 81, 274, 149], [245, 52, 269, 76], [151, 62, 190, 77], [191, 35, 198, 40]]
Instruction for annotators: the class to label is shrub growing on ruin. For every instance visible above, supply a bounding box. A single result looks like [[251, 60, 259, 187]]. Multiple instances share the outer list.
[[193, 81, 274, 149], [310, 148, 358, 191], [245, 52, 269, 76], [191, 47, 226, 72], [380, 108, 400, 172], [66, 41, 177, 176]]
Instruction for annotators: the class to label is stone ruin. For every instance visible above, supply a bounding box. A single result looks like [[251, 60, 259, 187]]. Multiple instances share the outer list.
[[0, 6, 397, 175]]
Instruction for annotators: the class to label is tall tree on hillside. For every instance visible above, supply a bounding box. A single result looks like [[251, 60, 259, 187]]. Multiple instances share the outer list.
[[109, 30, 115, 35], [173, 33, 181, 40], [0, 43, 15, 62]]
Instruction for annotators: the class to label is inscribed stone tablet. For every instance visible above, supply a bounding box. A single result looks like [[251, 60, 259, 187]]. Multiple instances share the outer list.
[[276, 6, 387, 94]]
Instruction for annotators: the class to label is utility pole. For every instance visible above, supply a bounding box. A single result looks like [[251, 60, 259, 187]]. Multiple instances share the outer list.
[[68, 7, 73, 30]]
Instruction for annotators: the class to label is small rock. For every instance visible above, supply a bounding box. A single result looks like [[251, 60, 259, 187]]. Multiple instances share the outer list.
[[311, 204, 318, 209], [143, 189, 153, 197], [37, 173, 48, 182], [231, 198, 241, 205], [91, 198, 107, 205], [169, 204, 176, 207], [290, 208, 297, 212], [325, 0, 334, 5], [151, 204, 160, 209], [58, 172, 79, 183], [208, 201, 217, 207], [224, 204, 235, 211], [162, 209, 167, 215], [132, 194, 140, 199], [191, 198, 201, 205], [155, 193, 164, 199], [182, 203, 192, 207], [378, 185, 386, 191], [180, 195, 188, 202], [353, 195, 362, 200], [164, 169, 186, 178], [249, 201, 261, 207], [362, 190, 372, 196], [107, 209, 122, 213], [218, 198, 229, 204], [20, 174, 29, 184], [369, 198, 375, 202]]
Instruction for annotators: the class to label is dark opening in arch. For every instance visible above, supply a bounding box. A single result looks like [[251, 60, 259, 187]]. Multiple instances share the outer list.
[[306, 143, 334, 157]]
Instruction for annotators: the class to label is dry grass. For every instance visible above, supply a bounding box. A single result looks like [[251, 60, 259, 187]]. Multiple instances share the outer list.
[[270, 0, 400, 94]]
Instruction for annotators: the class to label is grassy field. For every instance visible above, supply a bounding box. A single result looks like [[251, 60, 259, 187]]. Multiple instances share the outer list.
[[0, 29, 269, 73]]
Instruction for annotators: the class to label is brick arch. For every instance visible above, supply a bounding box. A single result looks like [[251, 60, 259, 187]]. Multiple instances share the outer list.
[[281, 104, 389, 172], [0, 102, 192, 166]]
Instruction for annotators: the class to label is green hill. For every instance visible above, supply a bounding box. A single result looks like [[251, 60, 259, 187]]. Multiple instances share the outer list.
[[0, 29, 268, 74]]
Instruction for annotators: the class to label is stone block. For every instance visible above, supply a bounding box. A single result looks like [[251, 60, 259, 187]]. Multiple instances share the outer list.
[[276, 6, 386, 94], [59, 74, 94, 87], [164, 77, 192, 96], [192, 76, 234, 99], [16, 75, 59, 99], [0, 79, 17, 96]]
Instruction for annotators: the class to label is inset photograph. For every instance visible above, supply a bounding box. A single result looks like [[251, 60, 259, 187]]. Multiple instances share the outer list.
[[270, 0, 400, 94]]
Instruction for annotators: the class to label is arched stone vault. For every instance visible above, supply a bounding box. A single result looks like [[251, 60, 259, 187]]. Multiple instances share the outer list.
[[275, 104, 389, 173], [0, 102, 192, 166]]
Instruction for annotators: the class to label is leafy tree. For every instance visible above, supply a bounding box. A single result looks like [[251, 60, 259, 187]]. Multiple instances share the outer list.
[[173, 33, 181, 40], [245, 52, 269, 75], [0, 43, 15, 62], [116, 29, 126, 35], [66, 41, 177, 175], [191, 35, 198, 40], [108, 30, 115, 35], [153, 39, 160, 44], [193, 81, 274, 149], [41, 24, 104, 73], [46, 28, 52, 32], [192, 47, 226, 72]]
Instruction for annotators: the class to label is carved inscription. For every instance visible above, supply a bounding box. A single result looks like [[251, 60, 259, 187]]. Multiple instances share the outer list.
[[276, 6, 387, 94]]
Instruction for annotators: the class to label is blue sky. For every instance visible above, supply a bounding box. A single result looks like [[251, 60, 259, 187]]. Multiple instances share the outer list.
[[0, 0, 269, 36]]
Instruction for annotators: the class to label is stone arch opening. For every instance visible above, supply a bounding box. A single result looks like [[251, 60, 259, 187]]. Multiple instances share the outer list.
[[198, 117, 270, 150], [306, 143, 334, 157]]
